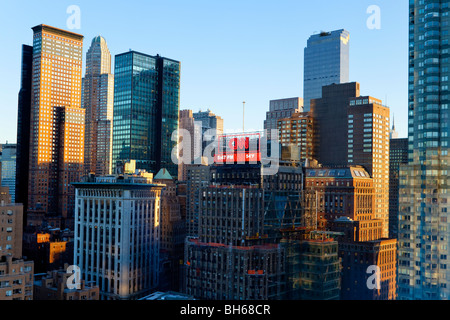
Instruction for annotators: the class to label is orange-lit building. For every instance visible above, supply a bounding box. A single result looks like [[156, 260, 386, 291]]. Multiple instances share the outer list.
[[27, 24, 85, 229], [304, 166, 375, 223], [23, 229, 74, 273], [303, 164, 397, 300], [347, 96, 390, 239], [278, 112, 316, 163], [339, 239, 397, 300]]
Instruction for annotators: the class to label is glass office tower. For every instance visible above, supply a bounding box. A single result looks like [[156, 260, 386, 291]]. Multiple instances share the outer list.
[[112, 51, 180, 178], [398, 0, 450, 300], [303, 29, 350, 112]]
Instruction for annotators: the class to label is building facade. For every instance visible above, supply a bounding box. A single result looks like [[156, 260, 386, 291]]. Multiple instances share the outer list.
[[1, 144, 17, 203], [185, 164, 211, 238], [154, 168, 185, 292], [178, 110, 203, 182], [389, 138, 408, 238], [0, 255, 33, 300], [278, 112, 316, 163], [264, 98, 303, 141], [82, 36, 114, 176], [112, 51, 180, 178], [310, 82, 360, 166], [27, 24, 85, 228], [16, 44, 33, 217], [347, 96, 391, 238], [73, 173, 164, 300], [303, 30, 350, 112], [339, 239, 397, 300], [298, 233, 341, 300], [304, 166, 375, 224], [398, 0, 450, 300]]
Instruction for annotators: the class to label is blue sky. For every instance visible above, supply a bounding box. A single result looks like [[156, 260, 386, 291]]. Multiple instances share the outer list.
[[0, 0, 408, 144]]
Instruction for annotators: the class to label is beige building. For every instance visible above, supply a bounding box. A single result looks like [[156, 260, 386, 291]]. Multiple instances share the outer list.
[[34, 266, 99, 300], [0, 189, 23, 259], [0, 255, 34, 300]]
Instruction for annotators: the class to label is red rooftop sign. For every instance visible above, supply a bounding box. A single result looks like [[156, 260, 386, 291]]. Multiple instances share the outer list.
[[214, 133, 261, 164]]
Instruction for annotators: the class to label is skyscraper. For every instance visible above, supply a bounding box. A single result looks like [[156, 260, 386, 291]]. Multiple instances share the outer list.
[[82, 36, 114, 176], [27, 24, 85, 229], [303, 30, 350, 112], [347, 96, 391, 238], [310, 83, 391, 238], [311, 82, 360, 166], [16, 44, 33, 217], [398, 0, 450, 300], [112, 51, 180, 178], [389, 137, 407, 238]]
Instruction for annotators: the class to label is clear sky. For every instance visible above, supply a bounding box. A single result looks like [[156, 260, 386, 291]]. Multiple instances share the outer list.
[[0, 0, 408, 144]]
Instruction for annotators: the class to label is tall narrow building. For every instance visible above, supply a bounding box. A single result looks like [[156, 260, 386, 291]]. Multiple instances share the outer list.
[[311, 83, 390, 238], [16, 44, 33, 218], [82, 36, 114, 176], [398, 0, 450, 300], [303, 30, 350, 112], [389, 137, 408, 239], [177, 110, 202, 182], [112, 51, 180, 178], [347, 96, 391, 238], [27, 25, 85, 229]]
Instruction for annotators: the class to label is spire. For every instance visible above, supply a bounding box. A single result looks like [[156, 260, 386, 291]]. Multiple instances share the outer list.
[[390, 113, 399, 139]]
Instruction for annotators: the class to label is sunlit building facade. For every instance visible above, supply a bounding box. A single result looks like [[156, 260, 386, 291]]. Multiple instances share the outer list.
[[27, 25, 85, 228]]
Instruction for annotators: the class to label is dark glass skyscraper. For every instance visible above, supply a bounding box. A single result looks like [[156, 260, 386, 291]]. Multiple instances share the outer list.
[[112, 51, 180, 178], [398, 0, 450, 300], [16, 44, 33, 217], [303, 29, 350, 112]]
